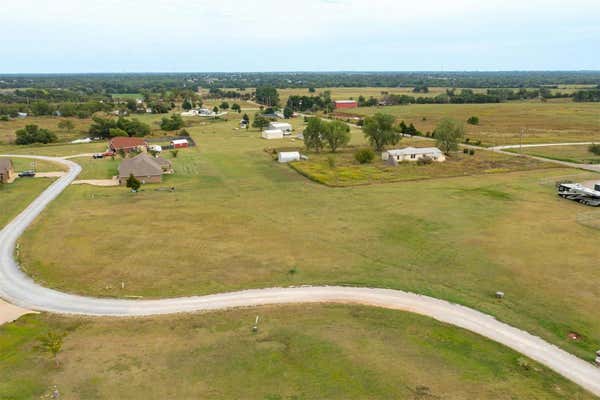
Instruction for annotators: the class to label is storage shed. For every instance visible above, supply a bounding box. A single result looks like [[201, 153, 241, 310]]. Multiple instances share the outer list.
[[262, 129, 284, 140], [268, 122, 292, 134], [171, 139, 189, 148], [278, 151, 301, 163]]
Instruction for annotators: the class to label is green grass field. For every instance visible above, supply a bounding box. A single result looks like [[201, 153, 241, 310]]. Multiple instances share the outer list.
[[0, 178, 54, 228], [1, 305, 594, 400], [15, 115, 600, 363], [0, 116, 93, 144], [506, 144, 600, 164], [345, 102, 600, 146]]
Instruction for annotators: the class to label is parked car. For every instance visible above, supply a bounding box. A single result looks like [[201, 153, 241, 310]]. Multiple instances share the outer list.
[[92, 153, 104, 159], [18, 170, 36, 177]]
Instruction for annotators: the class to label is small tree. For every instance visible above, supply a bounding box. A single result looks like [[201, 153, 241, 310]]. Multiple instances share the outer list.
[[212, 106, 219, 115], [589, 143, 600, 155], [283, 107, 293, 119], [354, 148, 375, 164], [170, 149, 179, 158], [252, 114, 270, 130], [126, 174, 141, 191], [435, 118, 465, 155], [322, 120, 350, 153], [362, 113, 400, 152], [303, 117, 325, 152], [231, 103, 241, 113], [36, 332, 65, 368], [467, 116, 480, 125], [182, 99, 193, 110], [57, 119, 75, 131], [220, 101, 229, 110]]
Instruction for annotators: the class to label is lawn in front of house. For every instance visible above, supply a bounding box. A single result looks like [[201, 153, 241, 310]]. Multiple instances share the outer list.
[[1, 305, 594, 400]]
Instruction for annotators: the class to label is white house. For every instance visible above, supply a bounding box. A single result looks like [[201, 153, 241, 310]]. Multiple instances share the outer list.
[[262, 129, 284, 140], [181, 109, 200, 117], [382, 147, 446, 162], [268, 122, 292, 135], [278, 151, 301, 163]]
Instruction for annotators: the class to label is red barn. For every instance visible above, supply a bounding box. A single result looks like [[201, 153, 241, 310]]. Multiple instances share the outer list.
[[334, 100, 358, 109], [171, 139, 189, 148]]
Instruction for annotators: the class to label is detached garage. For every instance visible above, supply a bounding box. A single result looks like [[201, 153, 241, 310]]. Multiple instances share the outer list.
[[262, 129, 284, 140], [171, 139, 189, 148]]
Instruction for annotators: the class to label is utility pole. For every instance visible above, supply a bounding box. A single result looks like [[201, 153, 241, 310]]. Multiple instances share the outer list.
[[520, 128, 524, 155]]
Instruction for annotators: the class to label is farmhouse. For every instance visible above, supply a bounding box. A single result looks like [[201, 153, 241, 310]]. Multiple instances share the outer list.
[[109, 136, 148, 153], [262, 129, 284, 140], [118, 153, 166, 185], [171, 139, 189, 148], [0, 158, 15, 184], [268, 122, 292, 135], [180, 109, 199, 117], [334, 100, 358, 109], [382, 147, 446, 163], [278, 151, 300, 163]]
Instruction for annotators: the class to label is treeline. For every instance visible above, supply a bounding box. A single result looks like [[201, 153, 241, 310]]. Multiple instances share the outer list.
[[0, 101, 113, 118], [1, 71, 599, 92], [377, 88, 570, 105], [573, 88, 600, 102]]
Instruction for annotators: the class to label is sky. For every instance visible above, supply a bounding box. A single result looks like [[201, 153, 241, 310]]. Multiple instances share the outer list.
[[1, 0, 599, 73]]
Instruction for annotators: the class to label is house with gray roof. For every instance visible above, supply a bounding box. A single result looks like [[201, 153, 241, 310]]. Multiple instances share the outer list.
[[118, 153, 169, 185]]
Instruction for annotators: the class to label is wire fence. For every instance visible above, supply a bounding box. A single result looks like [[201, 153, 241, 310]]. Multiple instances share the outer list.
[[539, 172, 599, 186]]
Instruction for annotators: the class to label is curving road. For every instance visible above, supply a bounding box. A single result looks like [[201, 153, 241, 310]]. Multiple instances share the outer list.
[[1, 154, 599, 397]]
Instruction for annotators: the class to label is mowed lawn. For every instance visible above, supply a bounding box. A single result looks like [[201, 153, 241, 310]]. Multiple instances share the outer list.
[[346, 102, 600, 146], [1, 305, 594, 400], [17, 116, 600, 361], [506, 144, 600, 164], [0, 178, 54, 228]]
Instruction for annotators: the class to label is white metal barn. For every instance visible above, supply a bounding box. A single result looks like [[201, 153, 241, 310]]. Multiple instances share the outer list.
[[278, 151, 301, 163], [268, 122, 292, 134], [382, 147, 446, 162], [262, 129, 284, 139]]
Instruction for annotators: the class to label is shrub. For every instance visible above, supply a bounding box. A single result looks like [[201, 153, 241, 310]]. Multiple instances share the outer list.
[[469, 149, 475, 156], [179, 129, 190, 137], [327, 155, 336, 169], [126, 174, 141, 191], [170, 149, 179, 158], [160, 114, 184, 131], [15, 125, 58, 145], [417, 156, 433, 165], [0, 115, 9, 121], [463, 148, 469, 154], [589, 143, 600, 156], [354, 148, 375, 164], [467, 116, 480, 125]]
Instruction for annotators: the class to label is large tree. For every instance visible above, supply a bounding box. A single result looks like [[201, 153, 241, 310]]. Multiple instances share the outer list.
[[322, 120, 350, 152], [252, 114, 270, 130], [434, 118, 464, 154], [303, 117, 325, 152], [255, 86, 280, 107], [362, 113, 400, 152]]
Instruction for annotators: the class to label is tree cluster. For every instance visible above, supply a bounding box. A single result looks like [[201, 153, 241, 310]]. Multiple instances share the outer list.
[[15, 124, 58, 145], [303, 118, 351, 153], [89, 116, 150, 138]]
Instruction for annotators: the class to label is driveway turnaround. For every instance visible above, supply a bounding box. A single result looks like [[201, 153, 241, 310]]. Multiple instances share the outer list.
[[1, 154, 599, 397]]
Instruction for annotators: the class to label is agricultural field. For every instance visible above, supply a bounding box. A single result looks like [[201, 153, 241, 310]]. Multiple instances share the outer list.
[[506, 144, 600, 164], [1, 305, 594, 400], [14, 115, 600, 363], [344, 102, 600, 146]]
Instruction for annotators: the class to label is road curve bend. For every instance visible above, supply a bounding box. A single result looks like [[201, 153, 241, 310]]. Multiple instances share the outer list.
[[1, 154, 599, 397]]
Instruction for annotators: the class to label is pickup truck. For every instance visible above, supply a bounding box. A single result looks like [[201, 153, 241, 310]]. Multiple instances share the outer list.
[[18, 170, 36, 177]]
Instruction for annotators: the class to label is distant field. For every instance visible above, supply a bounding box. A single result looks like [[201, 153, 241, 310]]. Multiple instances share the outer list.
[[0, 141, 107, 157], [506, 144, 600, 164], [110, 93, 142, 99], [345, 102, 600, 146], [4, 157, 68, 173], [1, 305, 594, 400], [0, 116, 92, 144]]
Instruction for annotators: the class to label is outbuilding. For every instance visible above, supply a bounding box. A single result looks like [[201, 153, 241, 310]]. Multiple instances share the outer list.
[[278, 151, 301, 163], [268, 122, 292, 134], [109, 136, 148, 153], [171, 139, 189, 149], [334, 100, 358, 109], [382, 147, 446, 163], [262, 129, 284, 140]]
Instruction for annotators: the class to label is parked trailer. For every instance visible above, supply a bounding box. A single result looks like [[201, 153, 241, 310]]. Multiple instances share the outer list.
[[557, 183, 600, 207]]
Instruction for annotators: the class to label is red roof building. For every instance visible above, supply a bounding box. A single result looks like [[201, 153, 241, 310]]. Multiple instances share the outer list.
[[109, 137, 148, 153], [334, 100, 358, 109]]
